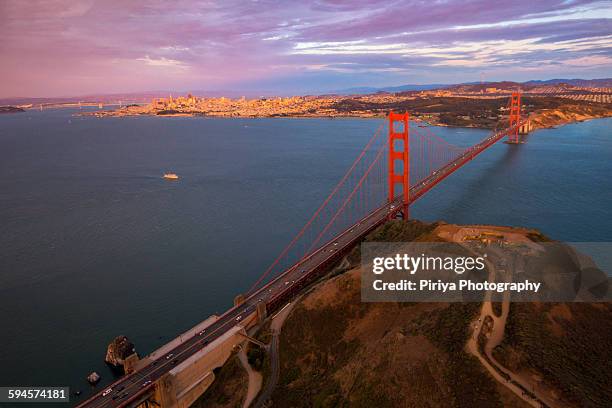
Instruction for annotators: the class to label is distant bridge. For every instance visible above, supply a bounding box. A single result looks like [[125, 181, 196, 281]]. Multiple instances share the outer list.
[[77, 93, 527, 408]]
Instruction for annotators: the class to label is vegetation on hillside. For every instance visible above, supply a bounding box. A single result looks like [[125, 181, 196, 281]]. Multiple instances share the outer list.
[[494, 303, 612, 408], [191, 354, 247, 408], [270, 221, 513, 407], [331, 96, 612, 129]]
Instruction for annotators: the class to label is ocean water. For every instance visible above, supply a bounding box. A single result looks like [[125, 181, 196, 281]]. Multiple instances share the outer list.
[[0, 108, 610, 401]]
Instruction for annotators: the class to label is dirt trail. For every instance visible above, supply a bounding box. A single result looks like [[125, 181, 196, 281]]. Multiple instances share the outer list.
[[466, 258, 557, 408], [238, 346, 263, 408], [436, 224, 556, 407]]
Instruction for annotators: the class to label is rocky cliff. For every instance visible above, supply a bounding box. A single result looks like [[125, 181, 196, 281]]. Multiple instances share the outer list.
[[529, 103, 612, 130], [105, 335, 136, 369]]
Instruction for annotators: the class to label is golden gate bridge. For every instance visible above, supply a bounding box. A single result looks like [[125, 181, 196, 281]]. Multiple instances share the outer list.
[[247, 92, 526, 303], [77, 92, 526, 408]]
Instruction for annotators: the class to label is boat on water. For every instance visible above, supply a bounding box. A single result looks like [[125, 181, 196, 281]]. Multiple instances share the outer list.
[[163, 173, 179, 180]]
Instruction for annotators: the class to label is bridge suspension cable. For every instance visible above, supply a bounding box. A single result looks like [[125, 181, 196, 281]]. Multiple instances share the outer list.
[[247, 122, 386, 294], [248, 94, 524, 293]]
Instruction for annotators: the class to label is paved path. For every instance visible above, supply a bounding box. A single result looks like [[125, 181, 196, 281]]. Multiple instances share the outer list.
[[253, 300, 299, 408]]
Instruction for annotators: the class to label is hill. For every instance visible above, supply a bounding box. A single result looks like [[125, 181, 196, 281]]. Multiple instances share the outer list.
[[524, 78, 612, 88], [269, 221, 612, 407], [272, 271, 525, 407], [333, 78, 612, 95], [270, 221, 531, 408], [493, 303, 612, 407], [332, 84, 450, 95]]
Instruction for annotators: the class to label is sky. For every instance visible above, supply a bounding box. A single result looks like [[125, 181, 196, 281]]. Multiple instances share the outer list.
[[1, 0, 611, 97]]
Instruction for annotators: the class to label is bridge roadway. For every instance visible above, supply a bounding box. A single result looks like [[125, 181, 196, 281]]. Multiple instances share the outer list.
[[78, 125, 513, 408]]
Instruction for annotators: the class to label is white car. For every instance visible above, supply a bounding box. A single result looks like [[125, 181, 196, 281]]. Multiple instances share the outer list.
[[166, 353, 174, 360], [235, 315, 242, 321], [102, 388, 112, 397]]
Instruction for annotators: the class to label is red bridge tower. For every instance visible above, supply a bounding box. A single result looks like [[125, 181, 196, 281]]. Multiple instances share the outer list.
[[507, 91, 522, 144], [388, 111, 410, 218]]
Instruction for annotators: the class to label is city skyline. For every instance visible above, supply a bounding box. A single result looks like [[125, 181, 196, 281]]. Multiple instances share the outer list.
[[1, 0, 611, 98]]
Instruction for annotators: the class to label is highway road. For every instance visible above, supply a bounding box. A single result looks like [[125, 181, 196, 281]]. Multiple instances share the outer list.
[[77, 125, 513, 408]]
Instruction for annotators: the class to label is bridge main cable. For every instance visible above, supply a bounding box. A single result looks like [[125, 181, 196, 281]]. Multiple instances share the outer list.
[[246, 122, 385, 294], [305, 138, 387, 256]]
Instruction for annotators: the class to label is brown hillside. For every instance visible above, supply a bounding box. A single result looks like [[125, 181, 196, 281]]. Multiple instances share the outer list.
[[493, 302, 612, 408], [272, 265, 529, 407]]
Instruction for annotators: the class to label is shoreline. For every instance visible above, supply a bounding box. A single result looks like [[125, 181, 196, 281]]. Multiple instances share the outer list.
[[72, 92, 612, 133], [75, 109, 612, 132]]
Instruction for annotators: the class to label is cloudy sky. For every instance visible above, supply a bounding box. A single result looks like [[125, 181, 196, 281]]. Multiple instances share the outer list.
[[1, 0, 610, 97]]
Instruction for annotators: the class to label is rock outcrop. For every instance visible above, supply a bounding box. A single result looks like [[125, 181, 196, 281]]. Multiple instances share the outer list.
[[105, 335, 137, 369], [86, 371, 101, 385]]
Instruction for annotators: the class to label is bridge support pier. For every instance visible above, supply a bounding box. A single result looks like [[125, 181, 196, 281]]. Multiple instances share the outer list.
[[256, 302, 267, 323], [519, 119, 532, 135], [123, 352, 139, 374], [155, 373, 178, 408], [388, 111, 410, 219]]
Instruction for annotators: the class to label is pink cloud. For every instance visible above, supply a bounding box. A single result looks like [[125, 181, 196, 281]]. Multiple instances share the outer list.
[[0, 0, 609, 97]]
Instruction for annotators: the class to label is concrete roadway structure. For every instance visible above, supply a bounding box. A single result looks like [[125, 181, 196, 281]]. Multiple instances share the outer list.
[[78, 126, 516, 408]]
